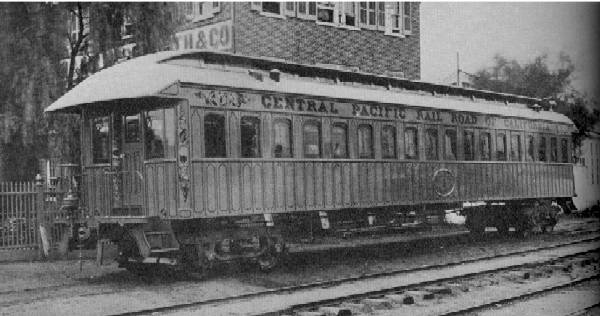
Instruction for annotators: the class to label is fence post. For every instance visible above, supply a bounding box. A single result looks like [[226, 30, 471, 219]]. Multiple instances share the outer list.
[[35, 174, 47, 259]]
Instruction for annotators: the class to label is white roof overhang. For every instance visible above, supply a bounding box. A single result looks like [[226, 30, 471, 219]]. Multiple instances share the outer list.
[[45, 50, 575, 127]]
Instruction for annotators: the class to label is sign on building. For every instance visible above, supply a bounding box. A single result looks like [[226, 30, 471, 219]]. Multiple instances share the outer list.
[[173, 20, 233, 51]]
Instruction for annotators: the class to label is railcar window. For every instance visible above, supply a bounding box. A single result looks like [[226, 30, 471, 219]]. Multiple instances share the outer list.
[[144, 108, 176, 159], [404, 127, 418, 160], [527, 135, 535, 161], [496, 133, 507, 161], [332, 123, 348, 158], [273, 119, 292, 158], [358, 124, 374, 158], [464, 130, 475, 161], [444, 129, 457, 160], [204, 113, 226, 158], [381, 125, 396, 159], [480, 132, 491, 161], [425, 128, 438, 160], [303, 121, 321, 158], [550, 137, 558, 162], [124, 115, 140, 143], [91, 116, 111, 164], [539, 136, 547, 162], [561, 138, 569, 163], [511, 134, 522, 161], [241, 116, 261, 158]]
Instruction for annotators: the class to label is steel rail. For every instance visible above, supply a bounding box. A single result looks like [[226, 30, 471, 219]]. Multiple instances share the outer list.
[[2, 227, 594, 298], [272, 248, 599, 316], [110, 235, 600, 316], [439, 276, 600, 316]]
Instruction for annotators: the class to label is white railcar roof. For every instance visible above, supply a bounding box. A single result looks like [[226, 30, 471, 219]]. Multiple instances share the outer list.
[[45, 50, 574, 125]]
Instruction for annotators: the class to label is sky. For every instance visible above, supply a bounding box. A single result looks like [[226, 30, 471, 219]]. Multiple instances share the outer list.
[[420, 2, 600, 102]]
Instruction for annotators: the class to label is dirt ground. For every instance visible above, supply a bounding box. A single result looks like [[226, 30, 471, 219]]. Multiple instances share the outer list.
[[0, 216, 597, 315]]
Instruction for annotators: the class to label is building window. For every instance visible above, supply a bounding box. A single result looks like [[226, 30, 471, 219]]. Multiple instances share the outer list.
[[183, 2, 220, 22], [527, 135, 535, 161], [405, 127, 418, 160], [273, 119, 292, 158], [388, 2, 402, 35], [252, 2, 282, 15], [561, 138, 569, 163], [358, 124, 374, 158], [403, 2, 412, 34], [382, 125, 396, 159], [425, 128, 438, 160], [332, 123, 348, 158], [359, 2, 383, 28], [68, 7, 89, 45], [303, 121, 321, 158], [358, 2, 386, 29], [317, 2, 336, 23], [480, 132, 491, 161], [464, 130, 475, 161], [121, 11, 134, 40], [284, 2, 296, 16], [539, 136, 547, 162], [444, 129, 457, 160], [92, 116, 110, 164], [496, 132, 507, 161], [511, 134, 521, 161], [297, 2, 317, 19], [145, 108, 176, 159], [377, 2, 385, 28], [241, 116, 261, 158], [339, 2, 357, 27], [204, 113, 226, 158]]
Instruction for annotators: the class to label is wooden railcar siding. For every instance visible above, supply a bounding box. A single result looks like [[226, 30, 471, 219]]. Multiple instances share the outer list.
[[186, 161, 573, 218], [145, 162, 177, 217]]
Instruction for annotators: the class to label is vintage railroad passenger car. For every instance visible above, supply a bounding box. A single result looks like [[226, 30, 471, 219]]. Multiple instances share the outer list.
[[46, 50, 576, 273]]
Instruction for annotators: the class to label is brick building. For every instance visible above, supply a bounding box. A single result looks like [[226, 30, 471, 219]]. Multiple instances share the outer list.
[[172, 2, 420, 79]]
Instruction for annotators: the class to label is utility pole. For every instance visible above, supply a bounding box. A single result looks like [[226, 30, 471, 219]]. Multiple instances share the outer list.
[[456, 52, 460, 87]]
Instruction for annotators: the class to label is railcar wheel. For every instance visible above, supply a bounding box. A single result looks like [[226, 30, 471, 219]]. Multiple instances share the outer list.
[[257, 251, 279, 272], [496, 220, 510, 235], [465, 212, 485, 235], [181, 244, 213, 280]]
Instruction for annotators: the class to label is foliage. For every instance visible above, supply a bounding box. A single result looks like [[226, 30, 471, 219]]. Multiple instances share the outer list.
[[0, 3, 177, 181], [0, 3, 67, 180], [470, 53, 599, 146]]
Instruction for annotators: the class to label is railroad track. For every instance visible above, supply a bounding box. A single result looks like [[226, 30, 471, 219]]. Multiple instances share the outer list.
[[438, 276, 600, 316], [3, 225, 596, 299], [112, 235, 600, 316]]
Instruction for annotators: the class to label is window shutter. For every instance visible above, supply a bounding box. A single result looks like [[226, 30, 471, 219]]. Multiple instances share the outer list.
[[403, 2, 412, 34], [384, 2, 393, 35], [250, 2, 261, 11], [332, 3, 340, 24]]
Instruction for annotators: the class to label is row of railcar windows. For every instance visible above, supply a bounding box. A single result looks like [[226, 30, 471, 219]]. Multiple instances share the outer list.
[[90, 111, 571, 164], [200, 113, 571, 163]]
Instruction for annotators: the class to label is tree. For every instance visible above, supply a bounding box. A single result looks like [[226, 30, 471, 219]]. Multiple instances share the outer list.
[[470, 53, 598, 146], [0, 3, 177, 181], [0, 3, 67, 181]]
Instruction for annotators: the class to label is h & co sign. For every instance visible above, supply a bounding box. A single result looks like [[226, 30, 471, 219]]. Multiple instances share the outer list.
[[173, 20, 233, 51]]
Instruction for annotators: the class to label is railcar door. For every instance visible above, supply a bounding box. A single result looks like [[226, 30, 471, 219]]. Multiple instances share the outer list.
[[118, 114, 144, 213]]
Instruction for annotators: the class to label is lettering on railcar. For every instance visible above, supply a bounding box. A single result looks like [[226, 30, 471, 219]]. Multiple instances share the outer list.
[[351, 103, 406, 119], [451, 112, 477, 125], [261, 95, 339, 114], [195, 90, 247, 108], [189, 88, 569, 134], [416, 110, 443, 122], [502, 118, 554, 132]]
